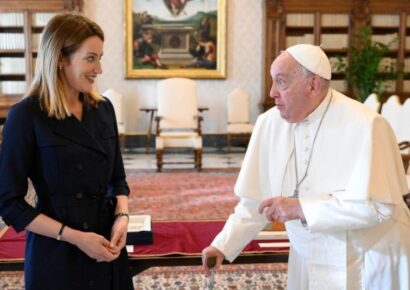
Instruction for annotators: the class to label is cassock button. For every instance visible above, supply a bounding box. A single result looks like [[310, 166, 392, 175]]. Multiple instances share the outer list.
[[76, 163, 83, 170], [101, 159, 107, 165], [76, 192, 83, 199], [88, 280, 94, 288], [82, 222, 89, 230]]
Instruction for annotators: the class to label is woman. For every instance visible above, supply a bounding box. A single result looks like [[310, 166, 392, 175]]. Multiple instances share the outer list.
[[0, 14, 133, 290]]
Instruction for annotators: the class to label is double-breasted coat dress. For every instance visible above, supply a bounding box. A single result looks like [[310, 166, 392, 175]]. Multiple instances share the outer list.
[[0, 95, 133, 290]]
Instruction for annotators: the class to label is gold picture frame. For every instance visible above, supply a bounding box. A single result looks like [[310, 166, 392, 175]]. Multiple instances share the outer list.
[[125, 0, 226, 79]]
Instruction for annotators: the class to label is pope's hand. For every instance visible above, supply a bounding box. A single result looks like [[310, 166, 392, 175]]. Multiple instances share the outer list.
[[201, 246, 224, 276], [258, 196, 305, 223]]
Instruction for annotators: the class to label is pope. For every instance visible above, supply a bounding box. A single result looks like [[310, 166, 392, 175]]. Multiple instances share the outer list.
[[202, 44, 410, 290]]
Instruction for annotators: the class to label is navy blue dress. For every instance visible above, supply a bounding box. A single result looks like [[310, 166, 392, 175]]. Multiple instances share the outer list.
[[0, 96, 133, 290]]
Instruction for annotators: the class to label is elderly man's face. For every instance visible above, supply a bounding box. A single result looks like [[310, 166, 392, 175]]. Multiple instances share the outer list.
[[269, 52, 311, 123]]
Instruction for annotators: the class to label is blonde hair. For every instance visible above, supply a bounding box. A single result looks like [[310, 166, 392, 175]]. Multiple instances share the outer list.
[[26, 13, 104, 119]]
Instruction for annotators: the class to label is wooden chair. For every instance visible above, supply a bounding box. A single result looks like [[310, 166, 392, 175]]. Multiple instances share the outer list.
[[381, 95, 410, 143], [381, 96, 410, 174], [155, 78, 203, 172], [102, 89, 126, 153], [226, 89, 254, 152], [363, 93, 381, 113], [399, 141, 410, 173]]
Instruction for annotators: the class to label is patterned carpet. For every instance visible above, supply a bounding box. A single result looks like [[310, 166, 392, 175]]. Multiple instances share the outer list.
[[1, 263, 288, 290], [127, 168, 240, 221], [133, 264, 287, 290], [0, 169, 288, 290]]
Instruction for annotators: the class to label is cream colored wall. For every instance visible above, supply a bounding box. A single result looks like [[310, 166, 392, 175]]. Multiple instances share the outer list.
[[84, 0, 264, 135]]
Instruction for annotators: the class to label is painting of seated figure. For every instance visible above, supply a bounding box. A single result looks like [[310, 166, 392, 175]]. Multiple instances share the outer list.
[[125, 0, 226, 79]]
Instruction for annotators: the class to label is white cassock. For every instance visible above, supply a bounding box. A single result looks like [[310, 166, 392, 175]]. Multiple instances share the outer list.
[[212, 89, 410, 290]]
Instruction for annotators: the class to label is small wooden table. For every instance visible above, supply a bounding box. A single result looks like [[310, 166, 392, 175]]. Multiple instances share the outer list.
[[139, 106, 209, 152]]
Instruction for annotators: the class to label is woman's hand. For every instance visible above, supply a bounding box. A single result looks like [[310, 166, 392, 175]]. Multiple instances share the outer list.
[[110, 195, 130, 254], [75, 231, 119, 262], [24, 215, 119, 262], [109, 215, 129, 254]]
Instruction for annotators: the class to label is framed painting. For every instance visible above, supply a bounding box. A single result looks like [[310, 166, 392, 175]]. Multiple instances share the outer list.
[[125, 0, 226, 79]]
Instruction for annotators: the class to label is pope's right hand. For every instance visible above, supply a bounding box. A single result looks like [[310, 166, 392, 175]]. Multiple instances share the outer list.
[[201, 246, 224, 276]]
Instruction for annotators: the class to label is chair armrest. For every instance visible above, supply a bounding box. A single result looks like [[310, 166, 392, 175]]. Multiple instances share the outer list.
[[399, 141, 410, 151], [227, 121, 251, 125]]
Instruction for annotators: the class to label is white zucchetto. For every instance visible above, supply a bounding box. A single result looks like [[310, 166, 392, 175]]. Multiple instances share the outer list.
[[286, 44, 332, 80]]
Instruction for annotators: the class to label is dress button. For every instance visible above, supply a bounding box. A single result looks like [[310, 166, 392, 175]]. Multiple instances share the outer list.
[[76, 192, 83, 199], [82, 222, 89, 230], [76, 163, 83, 170]]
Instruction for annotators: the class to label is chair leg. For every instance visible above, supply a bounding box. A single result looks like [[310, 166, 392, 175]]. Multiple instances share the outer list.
[[227, 134, 231, 153], [156, 149, 163, 172], [194, 149, 198, 169], [195, 149, 202, 171], [245, 133, 251, 150], [402, 154, 410, 174], [198, 149, 202, 171]]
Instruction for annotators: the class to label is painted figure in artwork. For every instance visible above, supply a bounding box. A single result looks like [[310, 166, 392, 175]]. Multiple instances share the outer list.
[[164, 0, 191, 16]]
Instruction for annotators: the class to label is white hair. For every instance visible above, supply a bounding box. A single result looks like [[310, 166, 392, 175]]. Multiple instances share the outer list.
[[296, 63, 330, 92]]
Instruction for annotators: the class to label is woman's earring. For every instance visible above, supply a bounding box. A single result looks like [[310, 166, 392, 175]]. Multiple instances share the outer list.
[[59, 65, 62, 70]]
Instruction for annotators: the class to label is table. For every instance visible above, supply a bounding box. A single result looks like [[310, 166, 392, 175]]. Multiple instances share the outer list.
[[0, 221, 289, 274], [139, 106, 209, 152]]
